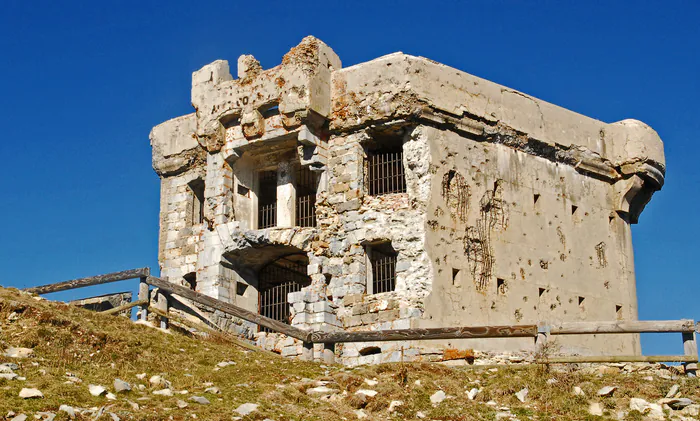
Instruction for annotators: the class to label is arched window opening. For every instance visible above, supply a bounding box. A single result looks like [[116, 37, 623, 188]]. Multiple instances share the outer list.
[[258, 254, 311, 332]]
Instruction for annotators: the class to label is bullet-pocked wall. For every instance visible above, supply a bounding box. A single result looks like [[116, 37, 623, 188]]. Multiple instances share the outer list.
[[150, 36, 665, 365]]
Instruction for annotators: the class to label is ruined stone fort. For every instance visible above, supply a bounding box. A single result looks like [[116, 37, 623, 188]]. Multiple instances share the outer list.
[[150, 36, 665, 365]]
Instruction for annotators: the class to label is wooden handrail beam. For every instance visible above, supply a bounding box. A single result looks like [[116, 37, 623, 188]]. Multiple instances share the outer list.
[[145, 275, 311, 342], [539, 355, 698, 364], [25, 268, 151, 295], [550, 320, 696, 335], [311, 325, 538, 343], [101, 299, 148, 316]]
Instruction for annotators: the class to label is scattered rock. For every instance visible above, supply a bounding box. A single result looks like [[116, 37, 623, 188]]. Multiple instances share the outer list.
[[0, 373, 18, 380], [416, 411, 426, 419], [58, 405, 76, 419], [114, 379, 131, 392], [36, 412, 55, 421], [430, 390, 446, 405], [354, 409, 367, 419], [388, 400, 403, 412], [176, 399, 188, 409], [467, 388, 479, 400], [204, 386, 221, 394], [364, 379, 378, 386], [190, 396, 210, 405], [355, 389, 378, 398], [659, 397, 693, 410], [630, 397, 649, 412], [546, 378, 558, 385], [19, 388, 43, 399], [216, 361, 236, 368], [10, 415, 27, 421], [4, 347, 34, 358], [88, 384, 107, 397], [136, 373, 147, 380], [149, 375, 170, 388], [106, 392, 117, 400], [153, 388, 173, 396], [666, 384, 680, 398], [573, 386, 585, 396], [306, 386, 337, 395], [126, 400, 140, 410], [234, 403, 259, 416], [515, 388, 528, 403], [108, 413, 120, 421], [597, 386, 617, 397], [588, 402, 603, 416]]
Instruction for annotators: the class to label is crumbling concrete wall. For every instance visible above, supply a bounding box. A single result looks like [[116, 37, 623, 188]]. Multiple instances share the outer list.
[[150, 36, 665, 365]]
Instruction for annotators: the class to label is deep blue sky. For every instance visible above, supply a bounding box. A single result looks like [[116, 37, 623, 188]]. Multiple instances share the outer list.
[[1, 1, 697, 356]]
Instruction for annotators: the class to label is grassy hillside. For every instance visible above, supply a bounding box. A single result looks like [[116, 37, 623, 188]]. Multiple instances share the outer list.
[[0, 286, 698, 420]]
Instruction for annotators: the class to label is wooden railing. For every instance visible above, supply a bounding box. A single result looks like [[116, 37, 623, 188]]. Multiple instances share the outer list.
[[23, 268, 699, 371]]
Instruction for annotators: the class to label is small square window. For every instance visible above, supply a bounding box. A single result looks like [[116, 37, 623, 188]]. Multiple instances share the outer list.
[[236, 282, 248, 296], [366, 242, 397, 294]]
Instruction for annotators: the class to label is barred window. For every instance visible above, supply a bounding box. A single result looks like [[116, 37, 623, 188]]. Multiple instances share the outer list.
[[258, 170, 277, 229], [366, 149, 405, 196], [258, 254, 311, 332], [366, 242, 397, 294], [296, 167, 319, 227]]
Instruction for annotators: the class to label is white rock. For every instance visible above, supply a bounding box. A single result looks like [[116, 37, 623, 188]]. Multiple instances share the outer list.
[[546, 378, 558, 385], [10, 415, 27, 421], [364, 379, 379, 386], [36, 412, 56, 421], [416, 411, 426, 419], [354, 409, 367, 419], [216, 361, 236, 368], [430, 390, 446, 405], [515, 388, 528, 403], [204, 386, 221, 394], [414, 380, 421, 386], [88, 384, 107, 397], [4, 347, 34, 358], [234, 403, 258, 416], [666, 384, 680, 398], [190, 396, 210, 405], [136, 373, 147, 380], [646, 403, 665, 420], [108, 413, 120, 421], [306, 386, 337, 395], [355, 389, 378, 398], [113, 379, 131, 392], [467, 388, 479, 400], [105, 392, 117, 400], [588, 402, 603, 416], [597, 386, 617, 397], [573, 386, 585, 396], [388, 400, 403, 412], [19, 388, 43, 399], [176, 399, 188, 408], [153, 389, 173, 396], [59, 405, 76, 419], [0, 373, 17, 380]]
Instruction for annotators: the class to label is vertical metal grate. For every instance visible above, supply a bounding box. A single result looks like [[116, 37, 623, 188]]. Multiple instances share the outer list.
[[296, 166, 318, 227], [370, 249, 397, 294], [259, 255, 311, 332], [258, 171, 277, 229], [367, 151, 406, 196]]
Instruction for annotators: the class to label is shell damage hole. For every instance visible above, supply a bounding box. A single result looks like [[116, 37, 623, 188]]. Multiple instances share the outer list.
[[578, 296, 585, 307], [571, 205, 578, 215], [359, 346, 381, 356], [538, 287, 546, 298], [533, 193, 540, 205], [236, 283, 248, 296], [452, 268, 460, 286], [616, 305, 623, 320]]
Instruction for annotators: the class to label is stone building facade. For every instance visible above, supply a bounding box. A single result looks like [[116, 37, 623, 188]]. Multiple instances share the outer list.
[[150, 36, 665, 365]]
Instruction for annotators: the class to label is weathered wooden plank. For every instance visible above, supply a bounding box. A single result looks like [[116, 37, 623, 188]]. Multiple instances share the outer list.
[[156, 290, 169, 330], [25, 268, 151, 295], [550, 320, 695, 335], [311, 325, 538, 344], [540, 355, 698, 364], [145, 276, 311, 342], [100, 299, 148, 316], [682, 330, 698, 372], [138, 278, 149, 322]]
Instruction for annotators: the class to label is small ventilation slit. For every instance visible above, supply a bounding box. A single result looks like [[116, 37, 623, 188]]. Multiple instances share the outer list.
[[571, 205, 578, 215], [359, 346, 382, 356], [578, 296, 585, 306], [452, 268, 460, 286], [236, 283, 248, 296], [616, 305, 623, 320], [538, 288, 546, 297], [533, 194, 540, 205]]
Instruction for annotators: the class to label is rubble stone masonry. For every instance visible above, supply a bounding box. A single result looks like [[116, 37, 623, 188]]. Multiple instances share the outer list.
[[150, 36, 666, 365]]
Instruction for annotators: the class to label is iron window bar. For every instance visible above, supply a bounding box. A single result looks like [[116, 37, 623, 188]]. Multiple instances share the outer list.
[[367, 151, 406, 196]]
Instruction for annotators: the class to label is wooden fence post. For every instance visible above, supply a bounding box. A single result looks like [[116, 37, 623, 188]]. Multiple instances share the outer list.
[[301, 342, 314, 362], [138, 278, 150, 322], [156, 290, 169, 330], [536, 322, 550, 354], [682, 320, 698, 376]]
